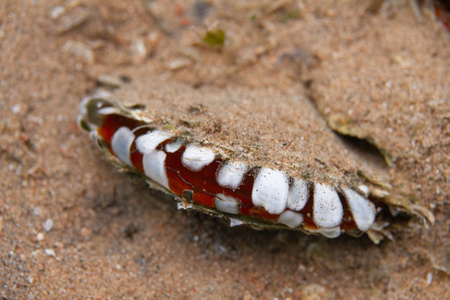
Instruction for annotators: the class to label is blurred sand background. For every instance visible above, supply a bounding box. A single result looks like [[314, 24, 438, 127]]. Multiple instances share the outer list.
[[1, 1, 449, 299]]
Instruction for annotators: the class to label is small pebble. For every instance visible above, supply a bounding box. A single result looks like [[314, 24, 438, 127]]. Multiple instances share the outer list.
[[297, 264, 307, 272], [44, 219, 53, 232], [62, 40, 95, 65], [80, 227, 92, 237], [242, 291, 253, 300], [192, 1, 212, 21], [213, 243, 227, 255], [36, 232, 44, 241], [55, 241, 65, 250], [168, 58, 192, 71], [55, 6, 91, 34], [45, 248, 56, 257], [50, 6, 65, 19], [131, 36, 147, 63], [12, 104, 21, 114], [96, 75, 123, 88], [426, 272, 433, 287]]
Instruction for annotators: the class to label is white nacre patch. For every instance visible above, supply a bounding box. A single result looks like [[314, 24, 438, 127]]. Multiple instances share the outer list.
[[214, 194, 240, 214], [229, 218, 244, 227], [216, 161, 249, 190], [313, 183, 343, 228], [316, 227, 341, 238], [287, 179, 309, 211], [98, 107, 121, 116], [343, 188, 376, 231], [143, 150, 169, 189], [357, 185, 370, 197], [182, 143, 216, 171], [165, 139, 184, 153], [136, 130, 173, 154], [111, 126, 135, 166], [277, 210, 304, 228], [252, 168, 289, 215], [303, 226, 341, 238]]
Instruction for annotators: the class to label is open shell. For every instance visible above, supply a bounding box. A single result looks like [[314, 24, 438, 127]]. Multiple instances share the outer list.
[[78, 89, 405, 240]]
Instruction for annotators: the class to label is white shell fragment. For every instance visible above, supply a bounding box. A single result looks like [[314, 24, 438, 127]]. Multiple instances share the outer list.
[[252, 168, 289, 215], [313, 183, 343, 228], [111, 127, 135, 166], [287, 179, 309, 211], [343, 188, 376, 231], [143, 150, 169, 189], [214, 194, 240, 214], [136, 130, 173, 154], [182, 143, 216, 171], [43, 219, 54, 232], [45, 248, 57, 258], [216, 161, 249, 190], [277, 210, 304, 228]]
